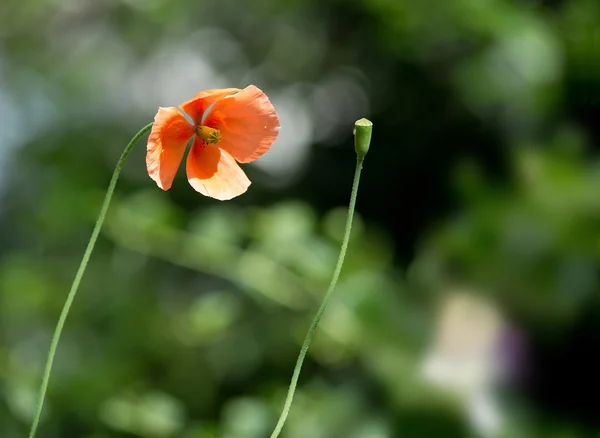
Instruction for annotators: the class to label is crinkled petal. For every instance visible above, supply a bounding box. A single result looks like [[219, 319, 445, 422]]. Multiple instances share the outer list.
[[186, 139, 251, 200], [179, 88, 241, 125], [146, 107, 194, 190], [203, 85, 280, 163]]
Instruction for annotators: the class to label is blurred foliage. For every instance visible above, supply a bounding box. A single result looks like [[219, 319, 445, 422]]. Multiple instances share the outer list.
[[1, 0, 600, 437]]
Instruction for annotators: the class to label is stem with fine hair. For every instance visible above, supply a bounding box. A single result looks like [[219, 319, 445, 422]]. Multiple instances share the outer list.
[[269, 156, 365, 438], [28, 122, 153, 438]]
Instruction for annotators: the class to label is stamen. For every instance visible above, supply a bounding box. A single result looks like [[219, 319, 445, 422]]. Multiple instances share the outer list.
[[196, 125, 221, 144]]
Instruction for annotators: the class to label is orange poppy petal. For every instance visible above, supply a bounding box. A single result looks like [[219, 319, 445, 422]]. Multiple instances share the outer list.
[[146, 107, 195, 190], [186, 139, 251, 201], [203, 85, 280, 163], [179, 88, 241, 125]]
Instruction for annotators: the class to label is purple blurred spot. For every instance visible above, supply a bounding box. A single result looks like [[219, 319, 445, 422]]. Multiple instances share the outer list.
[[496, 326, 529, 385]]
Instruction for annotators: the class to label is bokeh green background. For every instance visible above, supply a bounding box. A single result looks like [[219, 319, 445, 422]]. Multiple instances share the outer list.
[[2, 0, 600, 437]]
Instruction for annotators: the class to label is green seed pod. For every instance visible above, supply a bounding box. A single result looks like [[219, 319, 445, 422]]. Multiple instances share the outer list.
[[354, 118, 372, 160]]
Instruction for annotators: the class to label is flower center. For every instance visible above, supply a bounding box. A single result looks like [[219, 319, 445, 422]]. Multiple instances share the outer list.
[[196, 125, 221, 145]]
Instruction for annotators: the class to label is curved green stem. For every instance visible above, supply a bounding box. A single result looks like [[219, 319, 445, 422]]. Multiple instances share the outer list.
[[28, 122, 153, 438], [269, 157, 365, 438]]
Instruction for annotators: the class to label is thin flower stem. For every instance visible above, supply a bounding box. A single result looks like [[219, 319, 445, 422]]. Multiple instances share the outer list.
[[269, 157, 365, 438], [28, 122, 154, 438]]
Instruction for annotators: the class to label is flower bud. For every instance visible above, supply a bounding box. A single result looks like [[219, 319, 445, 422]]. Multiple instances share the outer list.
[[354, 118, 372, 160]]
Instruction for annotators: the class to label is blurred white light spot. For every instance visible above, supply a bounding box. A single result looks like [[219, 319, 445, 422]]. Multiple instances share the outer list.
[[192, 27, 250, 74], [467, 391, 503, 438], [496, 22, 562, 85], [421, 291, 507, 436], [252, 85, 313, 184], [310, 69, 370, 144], [129, 43, 226, 111], [0, 68, 58, 202]]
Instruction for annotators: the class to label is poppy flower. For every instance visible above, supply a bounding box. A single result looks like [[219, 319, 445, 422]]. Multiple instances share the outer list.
[[146, 85, 280, 200]]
